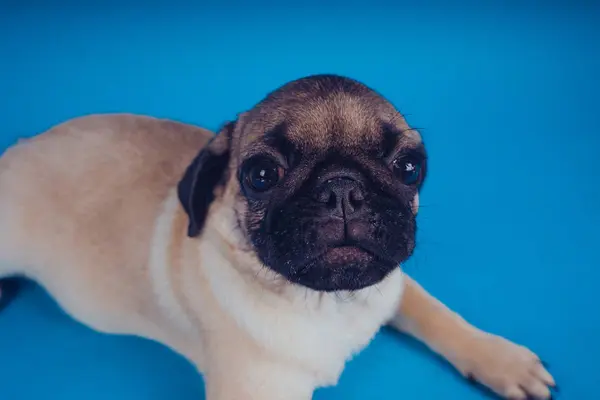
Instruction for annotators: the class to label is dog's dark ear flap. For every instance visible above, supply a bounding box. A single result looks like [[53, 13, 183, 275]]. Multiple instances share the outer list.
[[178, 121, 235, 238]]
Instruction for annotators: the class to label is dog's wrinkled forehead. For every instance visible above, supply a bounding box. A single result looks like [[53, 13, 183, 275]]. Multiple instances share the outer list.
[[237, 75, 421, 153]]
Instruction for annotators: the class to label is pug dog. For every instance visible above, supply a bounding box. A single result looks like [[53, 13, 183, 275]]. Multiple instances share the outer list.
[[0, 75, 556, 399]]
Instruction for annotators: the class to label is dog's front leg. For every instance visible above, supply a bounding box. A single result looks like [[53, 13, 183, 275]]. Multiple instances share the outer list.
[[388, 275, 556, 399]]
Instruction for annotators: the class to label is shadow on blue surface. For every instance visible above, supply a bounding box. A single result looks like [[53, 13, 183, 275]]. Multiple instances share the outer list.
[[0, 1, 598, 399]]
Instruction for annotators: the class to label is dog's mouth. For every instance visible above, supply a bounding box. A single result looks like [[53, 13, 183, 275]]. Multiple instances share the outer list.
[[323, 245, 372, 261], [279, 240, 400, 292], [322, 239, 396, 264], [291, 240, 396, 274]]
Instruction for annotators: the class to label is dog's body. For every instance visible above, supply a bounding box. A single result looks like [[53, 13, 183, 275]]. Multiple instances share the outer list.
[[0, 76, 556, 399]]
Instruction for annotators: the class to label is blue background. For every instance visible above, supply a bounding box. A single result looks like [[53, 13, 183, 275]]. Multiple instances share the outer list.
[[0, 1, 598, 399]]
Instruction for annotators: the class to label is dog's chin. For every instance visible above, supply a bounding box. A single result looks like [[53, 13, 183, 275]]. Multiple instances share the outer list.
[[280, 246, 400, 292]]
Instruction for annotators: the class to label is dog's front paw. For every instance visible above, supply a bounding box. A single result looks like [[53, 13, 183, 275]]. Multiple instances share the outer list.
[[455, 332, 557, 399]]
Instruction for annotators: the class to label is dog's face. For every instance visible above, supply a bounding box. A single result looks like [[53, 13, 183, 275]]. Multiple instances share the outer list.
[[179, 75, 427, 292]]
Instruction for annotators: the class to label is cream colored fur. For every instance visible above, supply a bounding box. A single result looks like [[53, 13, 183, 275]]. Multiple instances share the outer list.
[[0, 114, 555, 400]]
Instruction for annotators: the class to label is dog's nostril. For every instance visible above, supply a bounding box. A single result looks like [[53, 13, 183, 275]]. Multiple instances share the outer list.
[[316, 187, 333, 204], [350, 188, 364, 204], [325, 191, 337, 209], [346, 188, 364, 214]]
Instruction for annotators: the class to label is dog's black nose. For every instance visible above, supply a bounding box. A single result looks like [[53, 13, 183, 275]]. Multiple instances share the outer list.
[[316, 177, 365, 218]]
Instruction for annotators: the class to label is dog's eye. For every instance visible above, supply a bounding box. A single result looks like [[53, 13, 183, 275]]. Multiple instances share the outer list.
[[244, 158, 283, 192], [393, 157, 422, 186]]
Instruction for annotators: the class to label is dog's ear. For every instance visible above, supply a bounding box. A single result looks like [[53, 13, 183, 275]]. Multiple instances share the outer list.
[[178, 121, 235, 237]]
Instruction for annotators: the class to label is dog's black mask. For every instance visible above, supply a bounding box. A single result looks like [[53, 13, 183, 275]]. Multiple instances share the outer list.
[[245, 153, 420, 292]]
